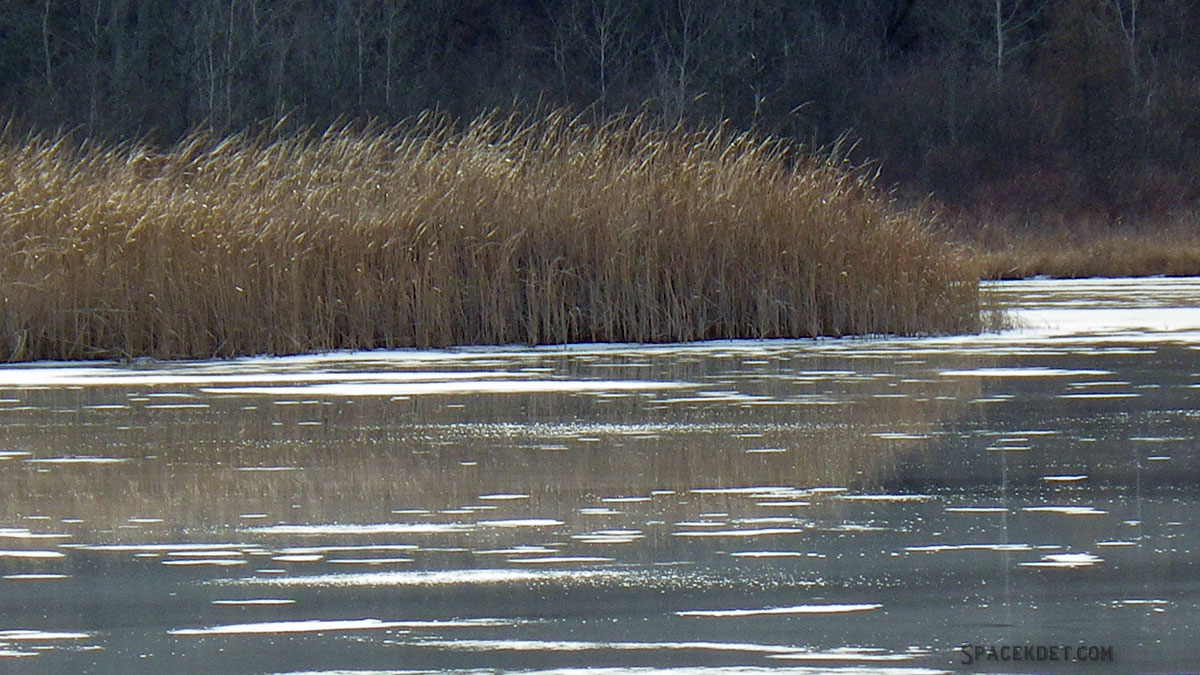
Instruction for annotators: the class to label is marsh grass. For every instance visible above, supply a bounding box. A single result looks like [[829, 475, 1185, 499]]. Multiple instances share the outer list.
[[970, 215, 1200, 280], [0, 111, 979, 361]]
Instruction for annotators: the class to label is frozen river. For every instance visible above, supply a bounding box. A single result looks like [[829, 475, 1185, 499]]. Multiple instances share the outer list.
[[0, 277, 1197, 673]]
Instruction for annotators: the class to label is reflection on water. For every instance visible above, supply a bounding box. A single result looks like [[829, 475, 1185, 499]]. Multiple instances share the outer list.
[[0, 278, 1197, 672]]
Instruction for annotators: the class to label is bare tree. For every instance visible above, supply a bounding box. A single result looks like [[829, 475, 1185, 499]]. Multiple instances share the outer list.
[[934, 0, 1046, 82], [651, 0, 714, 122], [41, 0, 54, 91], [556, 0, 642, 109], [1107, 0, 1140, 89], [989, 0, 1045, 81]]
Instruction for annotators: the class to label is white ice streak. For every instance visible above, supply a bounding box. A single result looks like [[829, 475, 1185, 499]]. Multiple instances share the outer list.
[[328, 558, 414, 565], [940, 368, 1111, 378], [407, 637, 804, 655], [0, 630, 89, 641], [166, 550, 243, 558], [210, 599, 296, 606], [162, 559, 248, 567], [1023, 506, 1108, 516], [0, 550, 66, 559], [2, 573, 68, 580], [836, 494, 934, 502], [473, 546, 558, 555], [691, 486, 796, 495], [672, 528, 806, 538], [276, 545, 418, 555], [677, 604, 882, 617], [24, 456, 129, 464], [272, 554, 324, 563], [508, 556, 614, 564], [228, 568, 625, 587], [0, 528, 70, 539], [74, 543, 251, 552], [477, 519, 563, 528], [768, 646, 924, 662], [1020, 552, 1104, 569], [869, 433, 931, 440], [168, 617, 505, 636], [246, 523, 473, 535], [0, 369, 535, 388], [1113, 599, 1168, 606], [905, 544, 1032, 553], [571, 530, 644, 544], [201, 379, 687, 397]]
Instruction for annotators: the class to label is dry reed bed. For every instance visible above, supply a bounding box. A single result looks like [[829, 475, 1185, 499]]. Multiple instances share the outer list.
[[973, 219, 1200, 279], [0, 112, 979, 361]]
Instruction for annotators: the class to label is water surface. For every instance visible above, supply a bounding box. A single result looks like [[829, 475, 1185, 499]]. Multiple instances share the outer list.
[[1, 278, 1197, 673]]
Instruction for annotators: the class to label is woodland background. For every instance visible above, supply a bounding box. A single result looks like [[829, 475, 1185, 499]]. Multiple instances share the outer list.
[[2, 0, 1197, 224]]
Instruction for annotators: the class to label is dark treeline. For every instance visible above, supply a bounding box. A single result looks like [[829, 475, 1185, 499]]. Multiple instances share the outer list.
[[3, 0, 1198, 221]]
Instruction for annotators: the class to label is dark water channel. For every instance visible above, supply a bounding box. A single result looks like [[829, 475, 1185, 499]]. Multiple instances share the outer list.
[[1, 278, 1197, 674]]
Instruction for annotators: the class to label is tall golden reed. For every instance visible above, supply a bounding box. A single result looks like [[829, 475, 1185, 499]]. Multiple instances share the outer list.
[[0, 111, 979, 361]]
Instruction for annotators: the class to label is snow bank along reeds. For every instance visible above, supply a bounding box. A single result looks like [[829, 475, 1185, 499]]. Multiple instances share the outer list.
[[0, 112, 980, 361]]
